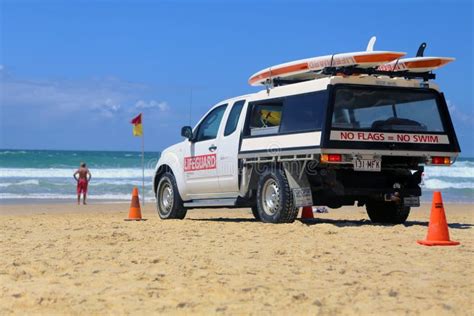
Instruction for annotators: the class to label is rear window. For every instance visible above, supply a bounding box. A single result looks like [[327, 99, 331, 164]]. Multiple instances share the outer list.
[[332, 87, 445, 132], [280, 91, 327, 133]]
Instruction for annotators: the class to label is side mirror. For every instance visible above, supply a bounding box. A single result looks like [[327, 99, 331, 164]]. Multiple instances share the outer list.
[[181, 126, 193, 140]]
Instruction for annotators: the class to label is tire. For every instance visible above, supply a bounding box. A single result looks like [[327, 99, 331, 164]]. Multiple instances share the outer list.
[[256, 167, 298, 223], [366, 200, 410, 224], [251, 205, 261, 221], [156, 172, 187, 219]]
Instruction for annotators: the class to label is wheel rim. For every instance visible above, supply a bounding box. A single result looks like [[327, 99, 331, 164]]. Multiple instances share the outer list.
[[159, 181, 174, 215], [262, 178, 280, 216]]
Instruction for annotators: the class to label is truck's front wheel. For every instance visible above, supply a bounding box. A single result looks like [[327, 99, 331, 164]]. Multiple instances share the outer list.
[[156, 172, 187, 219], [366, 200, 410, 224], [256, 168, 298, 223], [250, 205, 261, 221]]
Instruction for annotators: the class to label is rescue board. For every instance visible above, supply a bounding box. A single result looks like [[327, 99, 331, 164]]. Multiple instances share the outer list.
[[259, 109, 281, 126], [377, 56, 455, 72], [248, 37, 406, 86]]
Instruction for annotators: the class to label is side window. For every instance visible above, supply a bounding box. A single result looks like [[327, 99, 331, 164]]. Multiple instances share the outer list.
[[224, 100, 245, 136], [249, 102, 283, 136], [280, 91, 327, 133], [194, 104, 227, 142]]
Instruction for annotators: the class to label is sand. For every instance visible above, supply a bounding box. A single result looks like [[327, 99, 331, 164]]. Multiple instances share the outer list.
[[0, 202, 473, 315]]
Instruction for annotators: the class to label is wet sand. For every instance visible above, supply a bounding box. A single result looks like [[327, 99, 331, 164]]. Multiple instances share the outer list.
[[0, 202, 473, 315]]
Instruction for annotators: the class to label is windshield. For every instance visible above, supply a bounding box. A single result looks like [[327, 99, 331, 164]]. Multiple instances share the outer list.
[[331, 87, 445, 132]]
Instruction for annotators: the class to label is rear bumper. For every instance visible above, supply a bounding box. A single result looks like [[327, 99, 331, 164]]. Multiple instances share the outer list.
[[321, 148, 459, 163], [308, 167, 423, 204], [239, 146, 459, 163]]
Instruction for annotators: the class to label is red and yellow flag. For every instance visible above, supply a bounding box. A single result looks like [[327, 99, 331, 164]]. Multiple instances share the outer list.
[[131, 113, 143, 136]]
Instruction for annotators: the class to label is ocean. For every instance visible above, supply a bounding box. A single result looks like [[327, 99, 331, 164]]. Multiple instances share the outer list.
[[0, 149, 473, 203], [0, 150, 160, 203]]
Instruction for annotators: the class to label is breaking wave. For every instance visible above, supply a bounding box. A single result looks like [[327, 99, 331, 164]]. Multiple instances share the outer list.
[[0, 168, 155, 179]]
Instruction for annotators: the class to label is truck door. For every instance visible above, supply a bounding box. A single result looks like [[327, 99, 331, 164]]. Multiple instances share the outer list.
[[183, 104, 227, 198], [217, 100, 246, 193]]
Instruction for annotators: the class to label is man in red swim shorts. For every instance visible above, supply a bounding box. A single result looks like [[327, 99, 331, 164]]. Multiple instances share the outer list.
[[73, 162, 92, 205]]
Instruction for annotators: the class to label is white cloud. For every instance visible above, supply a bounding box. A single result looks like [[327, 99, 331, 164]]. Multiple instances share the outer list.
[[447, 100, 473, 123], [135, 99, 169, 112], [93, 98, 121, 118], [0, 69, 172, 120], [0, 73, 157, 119]]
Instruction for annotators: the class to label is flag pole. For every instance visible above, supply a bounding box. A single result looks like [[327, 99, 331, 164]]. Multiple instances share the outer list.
[[141, 117, 145, 206]]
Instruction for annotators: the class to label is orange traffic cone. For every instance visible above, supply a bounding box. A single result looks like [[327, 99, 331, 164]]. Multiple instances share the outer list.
[[124, 187, 146, 221], [301, 206, 314, 219], [417, 192, 459, 246]]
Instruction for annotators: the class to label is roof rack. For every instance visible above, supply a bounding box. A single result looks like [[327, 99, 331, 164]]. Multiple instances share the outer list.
[[321, 66, 436, 81], [271, 66, 435, 87]]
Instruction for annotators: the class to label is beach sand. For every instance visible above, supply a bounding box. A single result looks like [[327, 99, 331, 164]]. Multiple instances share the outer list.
[[0, 202, 473, 315]]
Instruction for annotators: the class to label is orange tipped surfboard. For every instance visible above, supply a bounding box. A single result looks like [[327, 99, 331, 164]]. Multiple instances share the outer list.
[[377, 56, 455, 73], [378, 42, 455, 73], [248, 36, 406, 86]]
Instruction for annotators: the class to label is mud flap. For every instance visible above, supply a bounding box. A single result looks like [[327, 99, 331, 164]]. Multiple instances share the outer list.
[[292, 187, 313, 208], [282, 162, 313, 208]]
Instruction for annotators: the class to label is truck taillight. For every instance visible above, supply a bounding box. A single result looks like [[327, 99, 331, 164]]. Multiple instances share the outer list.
[[431, 156, 450, 165], [321, 154, 342, 163]]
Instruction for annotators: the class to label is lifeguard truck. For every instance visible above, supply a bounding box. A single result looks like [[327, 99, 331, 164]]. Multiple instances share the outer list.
[[153, 38, 460, 224]]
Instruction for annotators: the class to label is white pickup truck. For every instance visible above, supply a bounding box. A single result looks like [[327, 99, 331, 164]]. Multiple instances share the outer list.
[[152, 72, 460, 224]]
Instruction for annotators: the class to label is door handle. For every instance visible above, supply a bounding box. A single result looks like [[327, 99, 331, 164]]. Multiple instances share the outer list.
[[208, 145, 217, 152]]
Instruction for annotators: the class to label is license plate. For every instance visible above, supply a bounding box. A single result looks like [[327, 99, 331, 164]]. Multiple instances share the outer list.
[[354, 158, 381, 172], [404, 196, 420, 207], [292, 187, 313, 208]]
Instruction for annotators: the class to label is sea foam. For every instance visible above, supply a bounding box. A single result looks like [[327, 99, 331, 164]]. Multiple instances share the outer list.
[[0, 168, 155, 179]]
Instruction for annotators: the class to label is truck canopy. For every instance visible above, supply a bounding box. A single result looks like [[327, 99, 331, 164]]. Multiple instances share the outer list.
[[239, 82, 460, 156], [324, 84, 460, 153]]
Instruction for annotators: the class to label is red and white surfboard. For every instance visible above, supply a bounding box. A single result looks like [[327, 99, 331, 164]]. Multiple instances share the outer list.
[[248, 37, 406, 86], [377, 57, 455, 73], [248, 50, 406, 86]]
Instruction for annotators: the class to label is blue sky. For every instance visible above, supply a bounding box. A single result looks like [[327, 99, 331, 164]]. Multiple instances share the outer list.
[[1, 0, 473, 155]]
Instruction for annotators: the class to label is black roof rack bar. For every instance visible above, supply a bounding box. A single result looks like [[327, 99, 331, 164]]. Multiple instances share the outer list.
[[270, 66, 436, 87], [272, 78, 313, 86], [321, 66, 436, 81]]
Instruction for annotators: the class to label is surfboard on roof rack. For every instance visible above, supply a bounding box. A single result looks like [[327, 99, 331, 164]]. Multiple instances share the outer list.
[[248, 36, 406, 86], [377, 56, 454, 72], [377, 43, 455, 72]]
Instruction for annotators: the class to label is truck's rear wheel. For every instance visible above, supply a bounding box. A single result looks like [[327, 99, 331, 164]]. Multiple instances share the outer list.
[[366, 200, 410, 224], [156, 172, 187, 219], [256, 168, 298, 223]]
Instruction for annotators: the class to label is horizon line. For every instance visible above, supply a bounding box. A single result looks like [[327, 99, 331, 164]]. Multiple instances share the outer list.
[[0, 148, 472, 159], [0, 148, 162, 153]]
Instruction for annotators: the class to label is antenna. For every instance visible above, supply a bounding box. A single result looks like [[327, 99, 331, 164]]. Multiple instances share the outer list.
[[416, 42, 427, 57], [188, 88, 193, 125], [366, 36, 376, 52]]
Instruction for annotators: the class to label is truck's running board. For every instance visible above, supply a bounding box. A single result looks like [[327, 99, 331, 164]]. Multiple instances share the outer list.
[[183, 198, 237, 208]]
